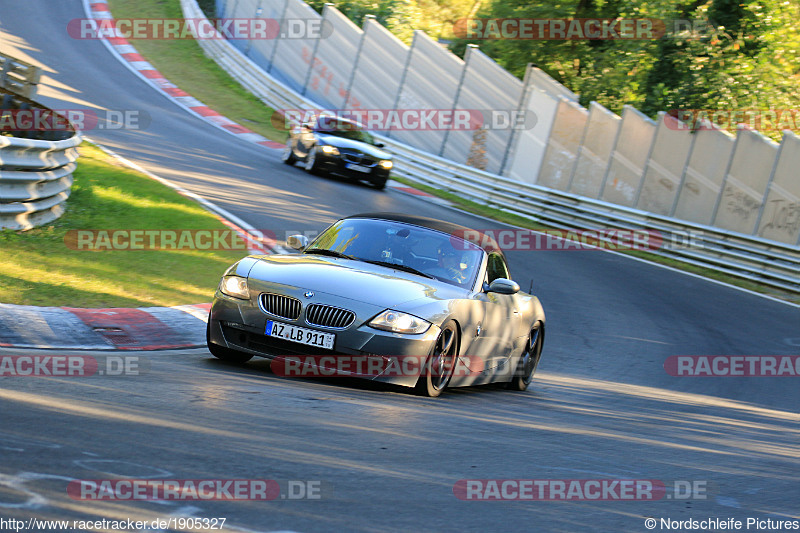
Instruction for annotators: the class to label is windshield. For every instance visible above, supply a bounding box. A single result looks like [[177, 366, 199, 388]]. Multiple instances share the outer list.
[[313, 116, 376, 145], [316, 127, 376, 145], [304, 218, 484, 288]]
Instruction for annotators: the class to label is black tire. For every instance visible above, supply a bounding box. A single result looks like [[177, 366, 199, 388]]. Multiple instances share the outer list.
[[206, 318, 253, 364], [304, 145, 321, 175], [415, 320, 459, 397], [282, 139, 297, 165], [371, 178, 387, 190], [507, 323, 544, 391]]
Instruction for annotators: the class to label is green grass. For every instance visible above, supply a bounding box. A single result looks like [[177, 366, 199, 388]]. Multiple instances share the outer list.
[[107, 0, 288, 143], [0, 144, 247, 307]]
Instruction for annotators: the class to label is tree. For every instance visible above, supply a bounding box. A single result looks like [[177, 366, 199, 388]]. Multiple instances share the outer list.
[[641, 0, 800, 141], [448, 0, 799, 140]]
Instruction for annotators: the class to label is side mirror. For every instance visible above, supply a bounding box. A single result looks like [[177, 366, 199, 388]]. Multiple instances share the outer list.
[[287, 234, 309, 251], [487, 278, 520, 295]]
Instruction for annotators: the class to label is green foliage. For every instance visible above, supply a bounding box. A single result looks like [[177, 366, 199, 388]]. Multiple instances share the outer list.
[[305, 0, 476, 42], [448, 0, 799, 141], [641, 0, 800, 138]]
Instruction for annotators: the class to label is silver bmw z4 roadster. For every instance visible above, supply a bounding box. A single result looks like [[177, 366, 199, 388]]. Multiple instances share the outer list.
[[207, 213, 545, 397]]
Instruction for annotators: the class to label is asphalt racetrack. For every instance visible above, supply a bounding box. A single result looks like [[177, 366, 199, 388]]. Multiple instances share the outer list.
[[0, 2, 798, 531]]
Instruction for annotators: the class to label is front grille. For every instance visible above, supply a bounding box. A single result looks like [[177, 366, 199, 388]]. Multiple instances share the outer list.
[[305, 304, 356, 329], [341, 151, 377, 167], [259, 293, 302, 320]]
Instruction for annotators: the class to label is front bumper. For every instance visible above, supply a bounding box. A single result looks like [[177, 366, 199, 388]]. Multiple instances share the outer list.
[[208, 290, 440, 388], [315, 153, 391, 183]]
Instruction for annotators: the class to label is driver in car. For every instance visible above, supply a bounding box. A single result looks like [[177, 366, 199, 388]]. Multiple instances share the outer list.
[[438, 247, 469, 284]]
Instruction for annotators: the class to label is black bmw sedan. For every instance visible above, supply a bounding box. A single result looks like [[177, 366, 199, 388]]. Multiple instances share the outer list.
[[282, 114, 393, 190]]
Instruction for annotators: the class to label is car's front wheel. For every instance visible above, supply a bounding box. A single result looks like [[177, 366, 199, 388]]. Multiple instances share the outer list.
[[206, 319, 253, 364], [416, 320, 459, 397], [507, 322, 544, 391], [304, 146, 321, 175], [282, 139, 296, 165]]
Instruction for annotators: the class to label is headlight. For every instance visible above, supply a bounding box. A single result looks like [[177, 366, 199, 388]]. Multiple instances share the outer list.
[[320, 145, 339, 155], [369, 310, 431, 334], [379, 160, 393, 169], [219, 275, 249, 299]]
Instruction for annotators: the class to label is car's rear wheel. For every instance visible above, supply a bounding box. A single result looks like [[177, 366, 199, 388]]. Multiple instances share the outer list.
[[507, 323, 544, 391], [416, 320, 459, 397], [282, 140, 296, 165], [206, 318, 253, 364]]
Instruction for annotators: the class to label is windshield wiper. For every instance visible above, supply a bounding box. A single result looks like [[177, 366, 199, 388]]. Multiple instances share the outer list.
[[304, 248, 356, 260], [362, 260, 435, 279]]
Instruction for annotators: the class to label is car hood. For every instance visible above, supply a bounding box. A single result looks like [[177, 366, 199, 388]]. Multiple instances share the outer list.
[[247, 254, 466, 309], [315, 134, 392, 159]]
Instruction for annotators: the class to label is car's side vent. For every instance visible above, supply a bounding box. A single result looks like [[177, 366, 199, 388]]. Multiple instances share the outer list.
[[259, 293, 302, 320], [305, 304, 356, 329]]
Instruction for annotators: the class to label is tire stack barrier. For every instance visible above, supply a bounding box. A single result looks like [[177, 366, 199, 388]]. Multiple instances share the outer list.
[[1, 53, 81, 231]]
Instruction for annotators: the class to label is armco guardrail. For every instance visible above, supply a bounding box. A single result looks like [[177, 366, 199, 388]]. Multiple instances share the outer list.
[[180, 0, 318, 113], [0, 54, 40, 99], [181, 0, 800, 294], [384, 145, 800, 293], [0, 75, 81, 230], [213, 0, 800, 249]]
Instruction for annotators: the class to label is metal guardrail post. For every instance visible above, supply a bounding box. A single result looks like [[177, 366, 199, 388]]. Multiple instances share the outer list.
[[438, 44, 474, 157], [565, 99, 592, 192], [244, 2, 264, 57], [598, 106, 626, 199], [668, 119, 697, 217], [632, 111, 661, 207], [301, 2, 331, 97], [498, 63, 534, 178], [753, 131, 785, 234], [709, 125, 741, 226], [267, 0, 290, 73], [386, 31, 417, 140], [342, 14, 374, 109]]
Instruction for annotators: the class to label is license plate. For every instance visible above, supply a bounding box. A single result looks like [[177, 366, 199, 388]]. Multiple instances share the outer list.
[[345, 163, 371, 173], [265, 320, 335, 350]]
